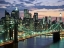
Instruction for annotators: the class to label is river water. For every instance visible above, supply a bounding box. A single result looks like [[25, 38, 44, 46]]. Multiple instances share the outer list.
[[0, 35, 64, 48], [18, 35, 64, 48]]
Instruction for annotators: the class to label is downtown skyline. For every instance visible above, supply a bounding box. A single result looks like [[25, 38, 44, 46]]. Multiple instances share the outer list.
[[0, 0, 64, 19]]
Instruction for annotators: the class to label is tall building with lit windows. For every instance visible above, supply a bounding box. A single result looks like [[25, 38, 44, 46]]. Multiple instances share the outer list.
[[15, 7, 19, 19], [11, 7, 19, 19], [5, 10, 10, 25], [11, 10, 15, 19], [33, 13, 38, 21], [5, 10, 10, 20], [33, 13, 38, 31], [29, 13, 32, 18], [24, 9, 29, 18], [45, 16, 48, 24], [48, 16, 52, 24]]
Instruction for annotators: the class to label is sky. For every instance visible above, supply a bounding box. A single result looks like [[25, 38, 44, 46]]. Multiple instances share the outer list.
[[0, 0, 64, 19]]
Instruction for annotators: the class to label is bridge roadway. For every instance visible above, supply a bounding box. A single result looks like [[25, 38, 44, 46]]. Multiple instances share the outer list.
[[0, 41, 13, 46]]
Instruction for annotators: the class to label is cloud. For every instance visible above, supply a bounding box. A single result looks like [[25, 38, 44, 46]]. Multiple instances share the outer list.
[[5, 0, 21, 4], [24, 1, 32, 4], [0, 0, 63, 10], [0, 6, 7, 8], [29, 8, 64, 18], [0, 0, 4, 1], [34, 0, 64, 6], [58, 0, 64, 2], [20, 0, 34, 2], [0, 0, 64, 18], [0, 1, 10, 4], [0, 1, 11, 8], [32, 5, 64, 9]]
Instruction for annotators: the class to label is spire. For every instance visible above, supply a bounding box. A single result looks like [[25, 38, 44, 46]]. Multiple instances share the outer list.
[[60, 12, 62, 17], [15, 7, 18, 11]]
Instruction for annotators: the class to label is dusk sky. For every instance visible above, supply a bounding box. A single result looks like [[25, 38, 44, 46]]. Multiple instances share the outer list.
[[0, 0, 64, 19]]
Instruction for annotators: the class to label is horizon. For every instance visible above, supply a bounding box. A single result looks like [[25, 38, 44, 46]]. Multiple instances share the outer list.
[[0, 0, 64, 19], [0, 9, 64, 19]]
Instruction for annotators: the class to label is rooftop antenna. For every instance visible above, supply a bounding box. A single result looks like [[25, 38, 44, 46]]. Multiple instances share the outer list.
[[58, 5, 62, 17], [15, 7, 18, 11]]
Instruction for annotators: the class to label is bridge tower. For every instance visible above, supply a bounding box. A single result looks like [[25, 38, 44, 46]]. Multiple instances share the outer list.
[[53, 15, 61, 42], [53, 31, 60, 43]]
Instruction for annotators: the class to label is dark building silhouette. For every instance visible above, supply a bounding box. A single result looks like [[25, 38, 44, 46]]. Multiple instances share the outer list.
[[11, 7, 19, 19], [45, 16, 48, 24], [24, 9, 29, 18], [33, 13, 38, 21], [33, 13, 38, 31]]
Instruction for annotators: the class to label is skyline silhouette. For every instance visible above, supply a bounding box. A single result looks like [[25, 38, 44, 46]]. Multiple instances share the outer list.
[[0, 0, 64, 19]]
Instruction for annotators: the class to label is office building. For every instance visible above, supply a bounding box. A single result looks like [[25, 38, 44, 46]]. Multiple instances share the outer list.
[[33, 13, 38, 21], [24, 9, 29, 18], [45, 16, 48, 24], [29, 13, 32, 18], [48, 16, 52, 24], [33, 13, 38, 31], [11, 7, 19, 19]]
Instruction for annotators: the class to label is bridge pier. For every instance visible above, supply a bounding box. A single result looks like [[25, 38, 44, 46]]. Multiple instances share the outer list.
[[53, 31, 60, 43]]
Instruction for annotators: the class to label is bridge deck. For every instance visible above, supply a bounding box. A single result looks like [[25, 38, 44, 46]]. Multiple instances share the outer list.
[[0, 41, 13, 46]]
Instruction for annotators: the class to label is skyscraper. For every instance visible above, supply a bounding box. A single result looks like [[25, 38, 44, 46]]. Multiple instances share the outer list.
[[48, 16, 51, 24], [15, 7, 19, 19], [11, 7, 19, 19], [45, 16, 48, 24], [11, 10, 16, 19], [5, 10, 10, 20], [29, 13, 32, 18], [24, 9, 29, 18], [33, 13, 38, 31], [5, 10, 10, 25], [33, 13, 38, 21]]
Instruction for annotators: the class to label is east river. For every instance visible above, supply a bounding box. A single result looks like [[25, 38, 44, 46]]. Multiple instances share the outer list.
[[0, 35, 64, 48]]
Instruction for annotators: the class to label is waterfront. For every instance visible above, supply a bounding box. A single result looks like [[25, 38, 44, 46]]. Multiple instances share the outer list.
[[18, 35, 53, 48], [1, 35, 64, 48], [19, 35, 64, 48]]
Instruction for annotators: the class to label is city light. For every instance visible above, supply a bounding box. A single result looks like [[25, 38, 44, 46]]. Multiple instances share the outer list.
[[0, 6, 64, 47], [11, 37, 13, 39], [6, 38, 8, 41], [2, 30, 4, 33], [10, 27, 11, 28], [0, 40, 3, 43]]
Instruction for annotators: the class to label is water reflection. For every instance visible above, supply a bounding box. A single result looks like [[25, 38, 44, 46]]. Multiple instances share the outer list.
[[18, 36, 64, 48], [50, 42, 60, 48], [18, 35, 53, 48], [1, 35, 64, 48]]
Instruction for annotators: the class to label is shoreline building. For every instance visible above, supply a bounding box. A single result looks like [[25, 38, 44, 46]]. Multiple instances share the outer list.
[[24, 9, 29, 18], [33, 13, 38, 31]]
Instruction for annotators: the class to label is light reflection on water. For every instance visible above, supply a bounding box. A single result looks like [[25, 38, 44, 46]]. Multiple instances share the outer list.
[[18, 36, 64, 48], [1, 35, 64, 48], [50, 37, 64, 48], [18, 35, 53, 48]]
